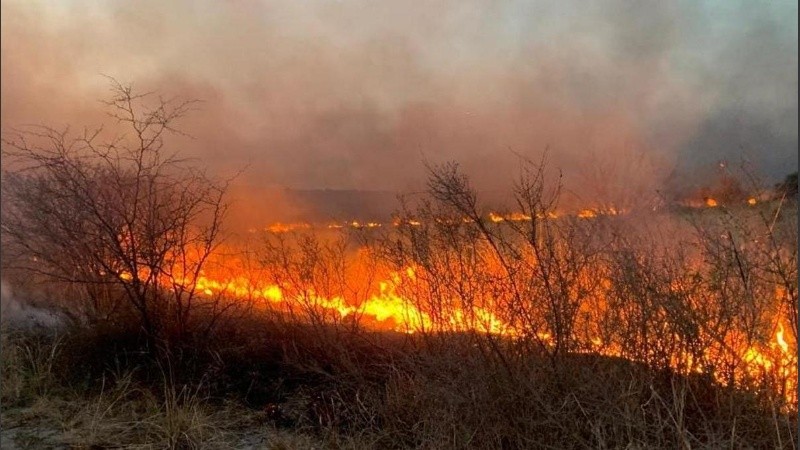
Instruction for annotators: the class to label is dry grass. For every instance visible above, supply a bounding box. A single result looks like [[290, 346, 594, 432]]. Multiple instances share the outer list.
[[0, 331, 63, 406], [1, 331, 257, 449], [1, 309, 797, 449], [1, 160, 796, 449]]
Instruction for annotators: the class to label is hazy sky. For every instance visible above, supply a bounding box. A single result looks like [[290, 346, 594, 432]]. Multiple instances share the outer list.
[[2, 0, 797, 197]]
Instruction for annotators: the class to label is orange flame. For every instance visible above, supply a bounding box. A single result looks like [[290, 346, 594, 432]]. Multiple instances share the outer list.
[[127, 233, 796, 407], [488, 212, 504, 223]]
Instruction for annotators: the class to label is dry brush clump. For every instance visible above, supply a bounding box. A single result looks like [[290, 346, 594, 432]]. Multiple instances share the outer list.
[[1, 79, 240, 357]]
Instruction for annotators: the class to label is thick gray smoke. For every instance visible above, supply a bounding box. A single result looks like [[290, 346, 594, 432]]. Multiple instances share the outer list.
[[1, 0, 796, 219]]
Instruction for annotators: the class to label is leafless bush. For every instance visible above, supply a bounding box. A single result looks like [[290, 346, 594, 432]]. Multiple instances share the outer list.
[[381, 156, 608, 368], [259, 232, 382, 332], [1, 79, 232, 349]]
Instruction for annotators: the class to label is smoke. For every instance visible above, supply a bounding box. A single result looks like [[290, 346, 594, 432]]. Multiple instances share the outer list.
[[0, 280, 63, 330], [1, 0, 796, 219]]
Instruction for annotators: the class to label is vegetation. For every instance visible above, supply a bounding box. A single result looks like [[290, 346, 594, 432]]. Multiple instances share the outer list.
[[1, 79, 232, 353], [1, 84, 796, 449]]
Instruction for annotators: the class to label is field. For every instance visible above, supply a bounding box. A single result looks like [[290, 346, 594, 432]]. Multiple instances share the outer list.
[[3, 1, 798, 447], [2, 179, 796, 448]]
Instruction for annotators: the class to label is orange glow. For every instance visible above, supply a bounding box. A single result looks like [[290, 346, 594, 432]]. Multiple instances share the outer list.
[[257, 208, 622, 234], [489, 212, 533, 222], [776, 323, 789, 354], [134, 229, 796, 407], [488, 212, 504, 223], [266, 222, 311, 233], [705, 198, 718, 207]]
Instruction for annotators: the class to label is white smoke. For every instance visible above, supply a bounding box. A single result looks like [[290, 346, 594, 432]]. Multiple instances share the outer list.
[[0, 280, 64, 330]]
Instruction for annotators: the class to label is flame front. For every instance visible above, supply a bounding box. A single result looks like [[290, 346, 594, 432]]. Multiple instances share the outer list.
[[169, 250, 796, 407], [130, 207, 797, 410]]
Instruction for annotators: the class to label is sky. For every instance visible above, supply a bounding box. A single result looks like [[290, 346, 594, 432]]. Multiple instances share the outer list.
[[1, 0, 797, 205]]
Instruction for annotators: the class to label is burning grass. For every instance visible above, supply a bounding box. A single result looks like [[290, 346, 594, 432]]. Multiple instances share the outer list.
[[168, 197, 798, 410], [1, 99, 796, 447], [3, 196, 797, 448]]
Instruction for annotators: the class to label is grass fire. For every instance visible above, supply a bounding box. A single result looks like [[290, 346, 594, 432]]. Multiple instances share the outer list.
[[2, 2, 798, 449]]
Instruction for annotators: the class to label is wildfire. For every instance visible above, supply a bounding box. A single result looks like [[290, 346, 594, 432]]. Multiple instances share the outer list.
[[776, 323, 789, 353], [705, 197, 718, 207], [123, 229, 797, 408], [489, 212, 534, 223], [266, 222, 311, 233], [182, 258, 794, 389], [739, 323, 796, 399], [186, 265, 513, 335], [262, 208, 626, 234]]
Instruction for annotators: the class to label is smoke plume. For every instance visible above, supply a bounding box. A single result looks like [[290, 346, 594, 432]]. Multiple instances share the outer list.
[[2, 0, 796, 222]]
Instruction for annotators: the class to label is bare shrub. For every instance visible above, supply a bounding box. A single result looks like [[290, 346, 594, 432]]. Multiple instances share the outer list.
[[382, 156, 608, 367], [1, 79, 232, 349]]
